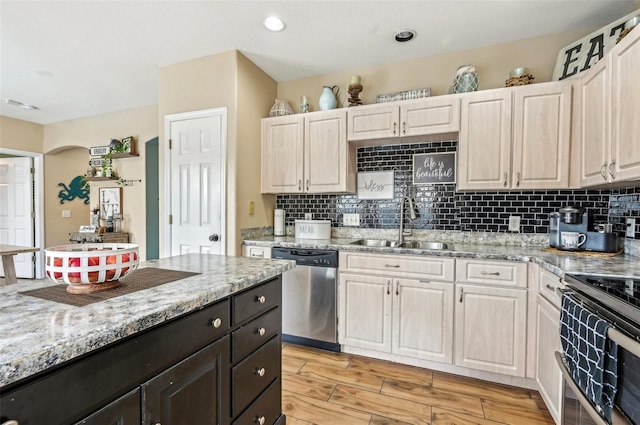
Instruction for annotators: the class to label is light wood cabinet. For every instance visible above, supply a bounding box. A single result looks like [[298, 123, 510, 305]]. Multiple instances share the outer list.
[[338, 252, 455, 363], [242, 245, 272, 259], [261, 110, 355, 194], [458, 83, 572, 191], [578, 27, 640, 186], [454, 259, 528, 377], [347, 96, 460, 141]]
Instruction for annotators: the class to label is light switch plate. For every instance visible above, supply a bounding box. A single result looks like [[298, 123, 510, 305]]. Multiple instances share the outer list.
[[343, 213, 360, 226], [508, 215, 520, 232], [62, 210, 71, 218], [626, 218, 636, 238]]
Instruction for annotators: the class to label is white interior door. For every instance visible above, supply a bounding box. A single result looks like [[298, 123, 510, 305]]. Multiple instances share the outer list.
[[0, 156, 35, 278], [168, 109, 226, 256]]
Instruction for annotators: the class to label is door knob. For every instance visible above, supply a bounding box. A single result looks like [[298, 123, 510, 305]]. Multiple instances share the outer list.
[[209, 234, 219, 242]]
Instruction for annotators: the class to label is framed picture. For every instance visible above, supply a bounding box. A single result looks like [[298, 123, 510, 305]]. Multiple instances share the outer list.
[[357, 171, 394, 199], [99, 187, 122, 219], [413, 152, 456, 184]]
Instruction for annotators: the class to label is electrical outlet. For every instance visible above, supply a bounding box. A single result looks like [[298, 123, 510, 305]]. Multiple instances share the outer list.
[[248, 201, 255, 216], [626, 218, 636, 238], [508, 215, 521, 232], [343, 213, 360, 226], [305, 213, 313, 220], [62, 210, 71, 218]]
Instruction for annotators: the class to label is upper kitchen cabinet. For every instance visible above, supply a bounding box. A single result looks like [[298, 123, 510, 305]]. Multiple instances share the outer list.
[[261, 110, 356, 194], [458, 82, 572, 191], [578, 27, 640, 186], [347, 96, 460, 141]]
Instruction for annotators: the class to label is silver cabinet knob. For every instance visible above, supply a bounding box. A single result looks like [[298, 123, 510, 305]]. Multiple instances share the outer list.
[[256, 295, 266, 304], [257, 327, 266, 336], [209, 234, 219, 242], [211, 317, 222, 328], [256, 367, 266, 377], [256, 416, 265, 425], [2, 421, 19, 425]]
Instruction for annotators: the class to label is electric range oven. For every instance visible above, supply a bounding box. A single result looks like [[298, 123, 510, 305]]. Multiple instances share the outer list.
[[560, 273, 640, 425]]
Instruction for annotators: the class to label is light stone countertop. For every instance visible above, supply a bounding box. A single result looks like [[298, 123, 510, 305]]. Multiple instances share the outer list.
[[242, 236, 640, 278], [0, 254, 295, 389]]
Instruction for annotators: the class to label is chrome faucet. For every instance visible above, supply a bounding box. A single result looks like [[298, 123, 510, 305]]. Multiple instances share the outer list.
[[398, 196, 417, 245]]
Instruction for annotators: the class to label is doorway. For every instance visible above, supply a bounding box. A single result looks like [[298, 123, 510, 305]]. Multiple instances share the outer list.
[[164, 108, 227, 257]]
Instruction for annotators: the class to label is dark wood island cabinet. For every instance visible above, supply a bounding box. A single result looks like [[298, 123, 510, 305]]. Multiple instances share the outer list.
[[0, 255, 289, 425]]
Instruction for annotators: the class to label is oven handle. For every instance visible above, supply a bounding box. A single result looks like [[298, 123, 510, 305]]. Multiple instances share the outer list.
[[554, 351, 609, 425]]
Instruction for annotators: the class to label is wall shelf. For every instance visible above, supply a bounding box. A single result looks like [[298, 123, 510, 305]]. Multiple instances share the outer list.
[[110, 153, 139, 159], [85, 176, 118, 182]]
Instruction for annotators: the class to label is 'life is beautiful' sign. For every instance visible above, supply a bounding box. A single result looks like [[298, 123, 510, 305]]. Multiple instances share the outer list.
[[413, 153, 456, 184], [357, 171, 394, 199]]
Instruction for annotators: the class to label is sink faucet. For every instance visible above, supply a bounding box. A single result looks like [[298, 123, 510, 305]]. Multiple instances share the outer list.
[[398, 196, 417, 245]]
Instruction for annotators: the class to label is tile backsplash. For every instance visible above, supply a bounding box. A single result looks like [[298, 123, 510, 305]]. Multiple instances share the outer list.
[[276, 140, 640, 239]]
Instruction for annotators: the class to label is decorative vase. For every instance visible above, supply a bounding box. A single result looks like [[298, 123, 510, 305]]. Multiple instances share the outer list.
[[269, 99, 293, 117], [453, 65, 479, 93], [319, 85, 339, 111]]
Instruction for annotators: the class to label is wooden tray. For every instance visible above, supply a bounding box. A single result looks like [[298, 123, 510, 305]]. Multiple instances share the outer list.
[[540, 247, 623, 257]]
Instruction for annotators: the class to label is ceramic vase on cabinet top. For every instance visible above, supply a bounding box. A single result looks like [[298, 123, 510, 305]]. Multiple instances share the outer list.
[[319, 85, 339, 111]]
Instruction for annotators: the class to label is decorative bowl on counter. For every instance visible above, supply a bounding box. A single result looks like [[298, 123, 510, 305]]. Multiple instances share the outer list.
[[45, 243, 139, 289]]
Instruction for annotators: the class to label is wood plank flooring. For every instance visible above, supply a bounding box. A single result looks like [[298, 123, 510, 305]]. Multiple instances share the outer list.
[[282, 343, 555, 425]]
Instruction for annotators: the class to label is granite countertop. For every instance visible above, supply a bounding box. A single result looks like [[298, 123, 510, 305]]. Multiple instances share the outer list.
[[0, 254, 295, 389], [242, 236, 640, 278]]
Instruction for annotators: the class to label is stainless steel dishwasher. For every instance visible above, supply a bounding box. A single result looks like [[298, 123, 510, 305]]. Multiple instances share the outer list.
[[271, 247, 339, 352]]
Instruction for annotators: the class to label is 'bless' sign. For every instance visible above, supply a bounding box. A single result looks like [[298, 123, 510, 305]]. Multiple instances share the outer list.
[[552, 9, 639, 81]]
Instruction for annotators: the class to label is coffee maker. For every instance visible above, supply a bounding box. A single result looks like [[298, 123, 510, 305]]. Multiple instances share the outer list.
[[549, 206, 618, 252]]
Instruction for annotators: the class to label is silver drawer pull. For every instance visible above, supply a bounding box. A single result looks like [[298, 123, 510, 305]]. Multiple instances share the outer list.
[[385, 264, 400, 268], [256, 295, 266, 304], [211, 317, 222, 328], [2, 421, 19, 425], [257, 327, 266, 336], [256, 416, 265, 425], [480, 271, 500, 276], [256, 367, 266, 377], [251, 253, 262, 257], [545, 284, 555, 292]]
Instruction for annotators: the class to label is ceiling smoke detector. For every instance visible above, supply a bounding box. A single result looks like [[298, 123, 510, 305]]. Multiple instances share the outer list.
[[263, 16, 286, 32], [5, 99, 39, 110], [394, 29, 416, 43]]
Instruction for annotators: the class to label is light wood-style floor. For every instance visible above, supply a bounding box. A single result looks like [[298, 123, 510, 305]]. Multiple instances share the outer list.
[[282, 343, 555, 425]]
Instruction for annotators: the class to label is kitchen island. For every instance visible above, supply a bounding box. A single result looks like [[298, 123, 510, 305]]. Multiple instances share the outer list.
[[0, 253, 295, 425]]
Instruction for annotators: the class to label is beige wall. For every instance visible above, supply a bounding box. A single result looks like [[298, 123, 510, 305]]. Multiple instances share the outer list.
[[43, 106, 158, 259], [236, 53, 277, 248], [158, 51, 276, 256], [277, 29, 594, 111], [0, 116, 44, 152], [44, 147, 92, 246]]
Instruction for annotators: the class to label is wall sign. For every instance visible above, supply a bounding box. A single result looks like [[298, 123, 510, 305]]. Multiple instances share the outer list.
[[58, 175, 90, 204], [413, 153, 456, 184], [89, 146, 110, 156], [99, 187, 122, 219], [552, 8, 639, 81], [357, 171, 394, 199]]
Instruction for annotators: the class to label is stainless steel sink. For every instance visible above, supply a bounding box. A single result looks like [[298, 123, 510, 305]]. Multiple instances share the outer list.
[[399, 241, 450, 250], [349, 239, 400, 247], [349, 239, 449, 250]]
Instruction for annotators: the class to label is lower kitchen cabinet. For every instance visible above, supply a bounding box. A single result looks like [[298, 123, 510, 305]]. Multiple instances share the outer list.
[[535, 294, 563, 424], [338, 273, 454, 363], [0, 277, 283, 425]]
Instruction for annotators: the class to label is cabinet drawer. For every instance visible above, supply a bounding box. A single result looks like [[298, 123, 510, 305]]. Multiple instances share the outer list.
[[232, 378, 281, 425], [243, 245, 272, 258], [339, 251, 454, 281], [232, 307, 281, 362], [456, 259, 527, 288], [233, 278, 282, 325], [538, 268, 564, 308], [232, 336, 281, 416]]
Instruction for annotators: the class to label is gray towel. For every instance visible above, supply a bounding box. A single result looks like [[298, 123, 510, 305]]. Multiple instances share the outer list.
[[560, 293, 618, 424]]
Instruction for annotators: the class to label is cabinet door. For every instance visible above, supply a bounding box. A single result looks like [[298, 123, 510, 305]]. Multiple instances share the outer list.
[[305, 110, 354, 193], [535, 294, 563, 425], [347, 104, 399, 141], [400, 96, 460, 136], [261, 115, 304, 193], [578, 58, 611, 186], [142, 336, 229, 425], [339, 273, 392, 352], [512, 82, 572, 189], [610, 29, 640, 182], [74, 389, 140, 425], [392, 278, 454, 364], [458, 89, 512, 190], [454, 284, 527, 376]]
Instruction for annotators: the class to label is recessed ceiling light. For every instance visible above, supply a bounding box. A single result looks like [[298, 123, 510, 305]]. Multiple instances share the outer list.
[[263, 16, 286, 32], [394, 29, 416, 43], [5, 99, 39, 110]]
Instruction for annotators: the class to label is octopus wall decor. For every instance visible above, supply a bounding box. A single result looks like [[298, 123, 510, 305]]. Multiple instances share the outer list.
[[58, 175, 90, 204]]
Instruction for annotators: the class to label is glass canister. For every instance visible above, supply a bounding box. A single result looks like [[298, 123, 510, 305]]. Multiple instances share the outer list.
[[453, 65, 479, 93], [113, 213, 122, 233]]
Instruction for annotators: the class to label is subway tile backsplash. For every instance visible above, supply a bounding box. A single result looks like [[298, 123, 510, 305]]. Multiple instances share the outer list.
[[276, 141, 640, 239]]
